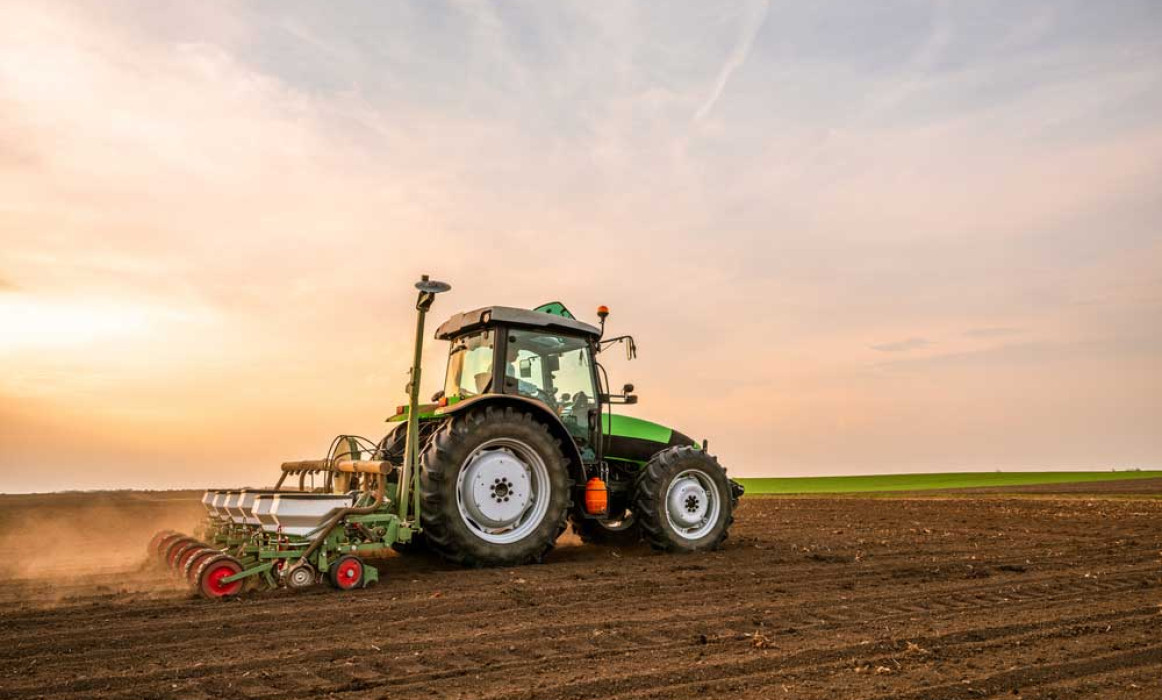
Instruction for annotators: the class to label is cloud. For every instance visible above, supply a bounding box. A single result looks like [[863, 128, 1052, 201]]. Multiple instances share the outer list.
[[870, 337, 932, 353], [964, 327, 1022, 339], [852, 3, 954, 125], [693, 0, 770, 123]]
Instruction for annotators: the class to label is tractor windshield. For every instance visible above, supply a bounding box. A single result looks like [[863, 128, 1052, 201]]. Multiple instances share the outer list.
[[444, 329, 494, 399]]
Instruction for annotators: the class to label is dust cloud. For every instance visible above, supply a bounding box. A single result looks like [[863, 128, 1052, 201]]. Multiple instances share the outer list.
[[0, 490, 204, 604]]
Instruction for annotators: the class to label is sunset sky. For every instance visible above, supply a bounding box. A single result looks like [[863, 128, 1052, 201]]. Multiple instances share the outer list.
[[2, 1, 1160, 493]]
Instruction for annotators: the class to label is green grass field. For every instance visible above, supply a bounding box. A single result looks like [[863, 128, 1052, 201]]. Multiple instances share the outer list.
[[737, 470, 1162, 495]]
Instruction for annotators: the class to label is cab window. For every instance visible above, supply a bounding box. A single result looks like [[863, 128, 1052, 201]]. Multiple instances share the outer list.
[[444, 330, 494, 399], [504, 330, 596, 438]]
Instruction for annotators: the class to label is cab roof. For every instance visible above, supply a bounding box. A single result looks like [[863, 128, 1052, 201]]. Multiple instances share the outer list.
[[435, 306, 601, 341]]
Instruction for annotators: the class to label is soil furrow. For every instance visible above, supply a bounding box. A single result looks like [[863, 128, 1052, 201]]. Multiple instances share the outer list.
[[2, 492, 1159, 699]]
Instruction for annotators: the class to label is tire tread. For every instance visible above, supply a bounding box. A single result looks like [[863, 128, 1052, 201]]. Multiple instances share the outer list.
[[634, 446, 734, 552], [419, 406, 571, 567]]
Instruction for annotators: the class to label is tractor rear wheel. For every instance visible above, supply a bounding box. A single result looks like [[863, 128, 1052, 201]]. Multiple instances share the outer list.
[[635, 446, 733, 552], [419, 407, 570, 567], [569, 511, 641, 545]]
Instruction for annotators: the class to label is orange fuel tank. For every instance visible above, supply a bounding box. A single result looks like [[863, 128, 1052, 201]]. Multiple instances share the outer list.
[[584, 477, 608, 515]]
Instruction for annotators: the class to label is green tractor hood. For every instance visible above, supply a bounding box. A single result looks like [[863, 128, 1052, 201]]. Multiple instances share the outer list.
[[602, 414, 698, 466]]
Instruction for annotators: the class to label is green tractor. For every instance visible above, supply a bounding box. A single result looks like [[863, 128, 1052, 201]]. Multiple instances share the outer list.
[[386, 281, 744, 566], [155, 277, 741, 597]]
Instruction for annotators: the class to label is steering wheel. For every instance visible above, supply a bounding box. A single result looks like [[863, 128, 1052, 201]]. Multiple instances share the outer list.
[[534, 386, 557, 410]]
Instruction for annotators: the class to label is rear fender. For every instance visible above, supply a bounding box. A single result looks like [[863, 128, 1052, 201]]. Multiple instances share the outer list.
[[436, 394, 587, 488]]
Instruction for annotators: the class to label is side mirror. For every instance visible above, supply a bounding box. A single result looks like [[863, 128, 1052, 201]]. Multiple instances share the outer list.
[[431, 390, 445, 402], [600, 383, 638, 406]]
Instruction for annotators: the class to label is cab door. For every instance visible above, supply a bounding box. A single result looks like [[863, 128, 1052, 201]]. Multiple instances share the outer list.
[[501, 329, 600, 459]]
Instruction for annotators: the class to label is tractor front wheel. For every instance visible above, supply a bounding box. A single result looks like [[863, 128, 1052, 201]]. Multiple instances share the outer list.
[[635, 446, 733, 552], [419, 407, 570, 567]]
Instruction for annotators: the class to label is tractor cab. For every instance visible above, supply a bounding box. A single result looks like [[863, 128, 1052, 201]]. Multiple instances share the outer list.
[[436, 304, 604, 459]]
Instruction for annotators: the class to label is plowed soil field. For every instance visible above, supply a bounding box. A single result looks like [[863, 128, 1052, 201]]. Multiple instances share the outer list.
[[0, 487, 1159, 699]]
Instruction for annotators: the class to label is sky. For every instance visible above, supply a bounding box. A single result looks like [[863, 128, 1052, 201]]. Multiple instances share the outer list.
[[1, 0, 1160, 492]]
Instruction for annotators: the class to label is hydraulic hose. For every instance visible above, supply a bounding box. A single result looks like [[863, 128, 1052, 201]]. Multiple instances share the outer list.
[[293, 463, 387, 567]]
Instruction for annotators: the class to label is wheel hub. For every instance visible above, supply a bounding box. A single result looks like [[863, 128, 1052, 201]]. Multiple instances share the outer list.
[[664, 469, 721, 540], [338, 563, 359, 584], [667, 476, 709, 527], [286, 563, 315, 589], [459, 448, 532, 528]]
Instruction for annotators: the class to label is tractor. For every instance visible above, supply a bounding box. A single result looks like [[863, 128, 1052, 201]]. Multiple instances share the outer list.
[[151, 277, 742, 597]]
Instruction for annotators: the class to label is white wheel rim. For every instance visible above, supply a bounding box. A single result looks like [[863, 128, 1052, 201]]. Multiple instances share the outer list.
[[288, 565, 313, 587], [664, 469, 720, 540], [456, 437, 550, 544]]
